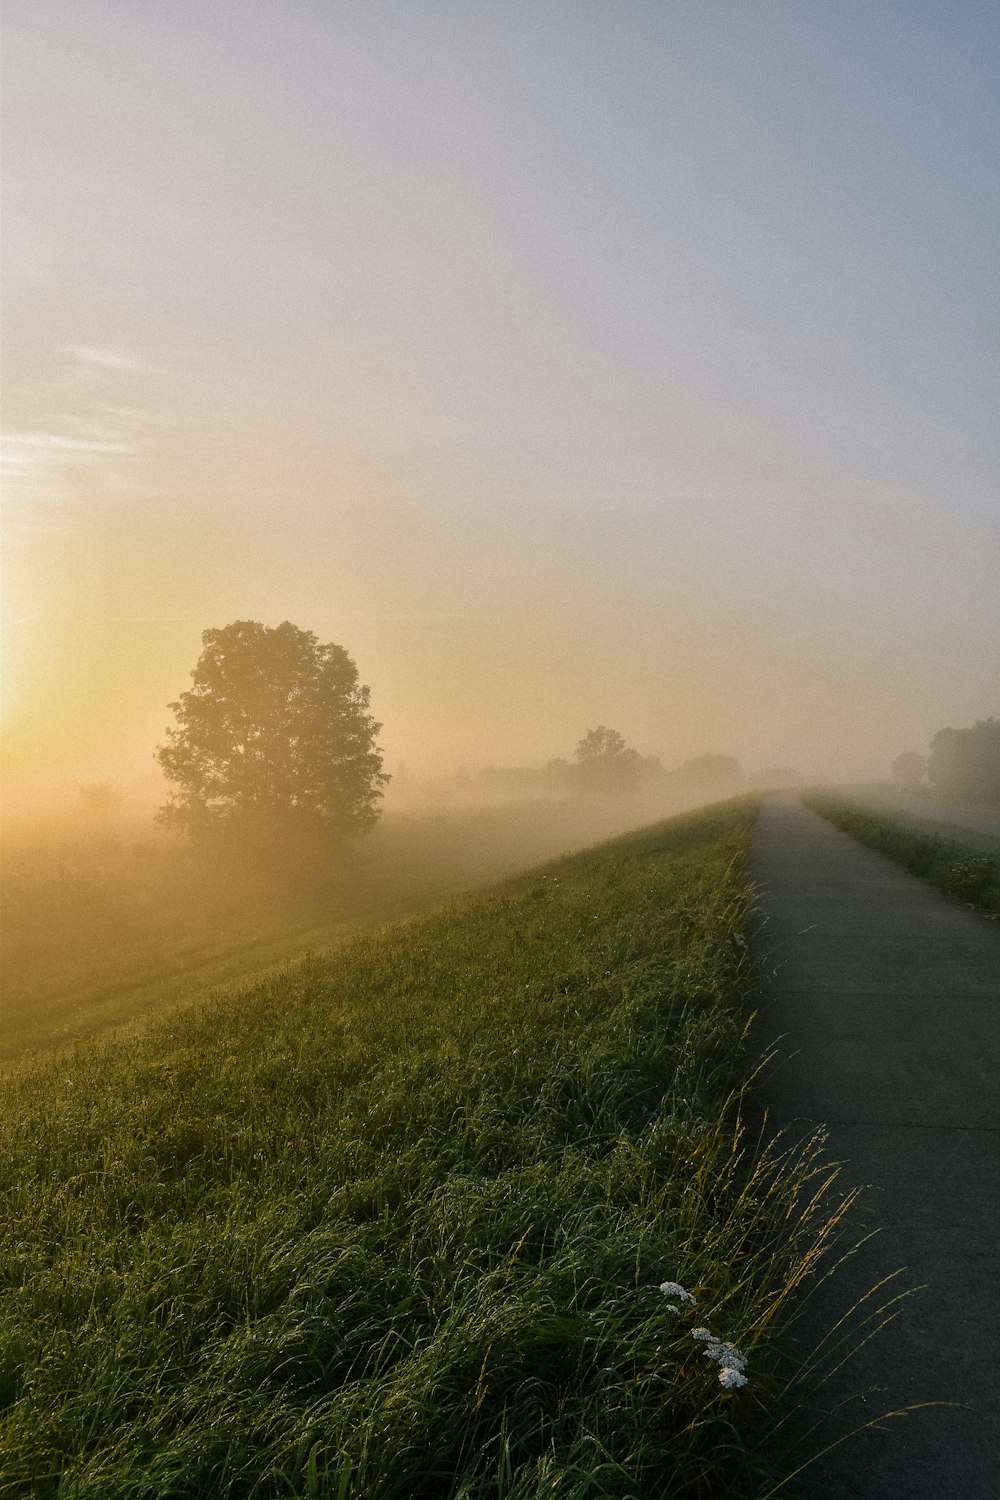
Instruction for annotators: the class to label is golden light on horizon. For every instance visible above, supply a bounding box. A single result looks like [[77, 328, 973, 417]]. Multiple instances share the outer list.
[[1, 3, 996, 812]]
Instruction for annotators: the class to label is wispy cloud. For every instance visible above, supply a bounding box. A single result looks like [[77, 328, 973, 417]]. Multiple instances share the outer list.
[[1, 430, 136, 488], [65, 345, 146, 372], [3, 431, 135, 458]]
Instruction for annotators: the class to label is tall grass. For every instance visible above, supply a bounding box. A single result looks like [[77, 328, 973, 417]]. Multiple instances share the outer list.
[[803, 794, 1000, 918], [0, 799, 850, 1496]]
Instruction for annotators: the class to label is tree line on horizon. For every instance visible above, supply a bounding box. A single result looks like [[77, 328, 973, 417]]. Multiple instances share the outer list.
[[892, 717, 1000, 806], [153, 620, 770, 852], [393, 747, 804, 810]]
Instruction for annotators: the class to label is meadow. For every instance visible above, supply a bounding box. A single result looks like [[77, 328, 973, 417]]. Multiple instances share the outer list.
[[803, 793, 1000, 919], [0, 798, 850, 1497], [1, 793, 683, 1062]]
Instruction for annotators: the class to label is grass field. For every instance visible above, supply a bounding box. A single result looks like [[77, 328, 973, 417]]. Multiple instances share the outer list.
[[1, 796, 682, 1062], [0, 799, 849, 1497], [803, 793, 1000, 919]]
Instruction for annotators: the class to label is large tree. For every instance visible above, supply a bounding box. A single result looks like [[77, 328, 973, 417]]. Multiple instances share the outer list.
[[156, 621, 388, 838]]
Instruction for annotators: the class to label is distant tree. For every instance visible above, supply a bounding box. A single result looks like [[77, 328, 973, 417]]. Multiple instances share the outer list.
[[544, 756, 574, 791], [891, 752, 926, 789], [927, 719, 1000, 805], [667, 754, 743, 797], [638, 753, 666, 783], [926, 728, 959, 794], [574, 726, 641, 796], [156, 621, 388, 838]]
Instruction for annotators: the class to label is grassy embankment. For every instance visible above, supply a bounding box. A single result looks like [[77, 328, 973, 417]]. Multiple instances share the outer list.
[[1, 799, 849, 1497], [803, 794, 1000, 919], [1, 795, 691, 1063]]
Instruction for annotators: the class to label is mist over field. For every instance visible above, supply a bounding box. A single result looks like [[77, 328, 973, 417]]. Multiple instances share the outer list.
[[3, 1, 998, 831], [3, 10, 1000, 1494], [1, 723, 760, 1057], [0, 0, 994, 1077], [3, 1, 997, 1071]]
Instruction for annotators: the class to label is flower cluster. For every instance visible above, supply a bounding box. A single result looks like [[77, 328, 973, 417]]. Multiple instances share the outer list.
[[692, 1327, 748, 1389], [658, 1280, 697, 1313], [658, 1280, 749, 1390]]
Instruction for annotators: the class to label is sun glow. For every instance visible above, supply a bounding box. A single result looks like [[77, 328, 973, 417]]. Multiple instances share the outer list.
[[0, 2, 996, 805]]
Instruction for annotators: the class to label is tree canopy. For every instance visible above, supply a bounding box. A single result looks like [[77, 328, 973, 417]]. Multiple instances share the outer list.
[[573, 726, 641, 796], [156, 621, 388, 838], [927, 718, 1000, 805]]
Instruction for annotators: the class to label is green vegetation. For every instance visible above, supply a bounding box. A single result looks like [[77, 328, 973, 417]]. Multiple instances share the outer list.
[[0, 799, 846, 1496], [804, 794, 1000, 919], [1, 797, 675, 1062]]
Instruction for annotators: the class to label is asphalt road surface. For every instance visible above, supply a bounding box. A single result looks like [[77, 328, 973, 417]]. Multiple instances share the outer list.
[[751, 794, 1000, 1499]]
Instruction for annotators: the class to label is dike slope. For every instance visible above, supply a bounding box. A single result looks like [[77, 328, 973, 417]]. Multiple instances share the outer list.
[[752, 793, 1000, 1499], [2, 799, 818, 1498]]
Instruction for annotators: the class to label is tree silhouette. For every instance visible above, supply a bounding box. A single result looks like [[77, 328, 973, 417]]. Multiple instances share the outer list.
[[574, 726, 641, 796], [156, 621, 388, 838], [927, 719, 1000, 805]]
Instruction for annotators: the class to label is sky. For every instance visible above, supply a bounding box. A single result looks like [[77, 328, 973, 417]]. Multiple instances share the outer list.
[[2, 0, 998, 804]]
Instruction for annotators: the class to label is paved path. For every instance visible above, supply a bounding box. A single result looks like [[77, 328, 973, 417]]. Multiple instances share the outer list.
[[751, 794, 1000, 1499]]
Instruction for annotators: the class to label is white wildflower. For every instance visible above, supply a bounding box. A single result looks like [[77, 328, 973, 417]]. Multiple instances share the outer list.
[[687, 1324, 749, 1386], [658, 1281, 696, 1305], [702, 1340, 746, 1373]]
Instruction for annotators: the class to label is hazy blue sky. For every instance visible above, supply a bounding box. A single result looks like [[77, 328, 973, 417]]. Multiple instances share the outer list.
[[3, 1, 998, 794]]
